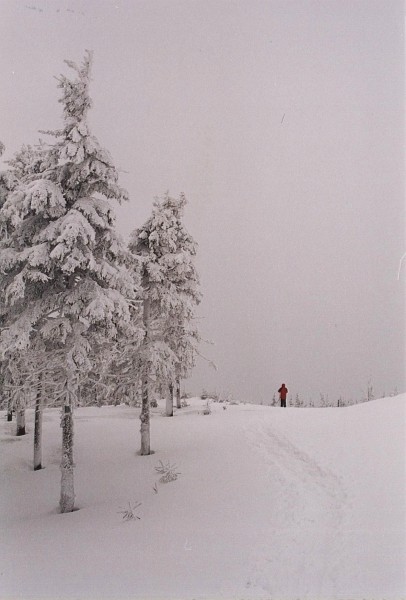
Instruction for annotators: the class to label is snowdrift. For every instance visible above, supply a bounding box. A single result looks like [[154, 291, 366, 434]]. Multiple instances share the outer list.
[[1, 394, 405, 599]]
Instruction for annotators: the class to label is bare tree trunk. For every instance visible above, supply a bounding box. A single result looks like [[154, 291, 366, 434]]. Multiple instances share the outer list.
[[60, 373, 75, 513], [140, 296, 151, 455], [175, 373, 181, 409], [34, 373, 43, 470], [166, 382, 174, 417]]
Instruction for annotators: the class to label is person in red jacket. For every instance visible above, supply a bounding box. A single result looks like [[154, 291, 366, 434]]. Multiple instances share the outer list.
[[278, 383, 288, 407]]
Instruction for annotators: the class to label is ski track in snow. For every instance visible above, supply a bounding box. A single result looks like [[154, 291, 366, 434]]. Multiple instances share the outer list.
[[244, 422, 349, 598]]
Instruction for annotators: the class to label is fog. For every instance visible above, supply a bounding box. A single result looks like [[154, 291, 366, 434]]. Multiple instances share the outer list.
[[1, 0, 404, 404]]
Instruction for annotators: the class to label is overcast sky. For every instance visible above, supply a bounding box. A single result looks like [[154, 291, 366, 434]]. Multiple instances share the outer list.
[[1, 0, 404, 404]]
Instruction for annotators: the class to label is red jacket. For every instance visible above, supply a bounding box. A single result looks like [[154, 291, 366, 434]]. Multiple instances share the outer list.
[[278, 385, 288, 400]]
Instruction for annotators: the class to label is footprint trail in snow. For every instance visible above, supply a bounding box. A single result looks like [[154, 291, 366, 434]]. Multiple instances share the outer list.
[[244, 422, 349, 598]]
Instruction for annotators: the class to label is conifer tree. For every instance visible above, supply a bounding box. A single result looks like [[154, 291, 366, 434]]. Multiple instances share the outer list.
[[1, 144, 57, 440], [0, 169, 18, 212], [129, 192, 201, 451], [0, 52, 139, 511], [0, 145, 14, 419]]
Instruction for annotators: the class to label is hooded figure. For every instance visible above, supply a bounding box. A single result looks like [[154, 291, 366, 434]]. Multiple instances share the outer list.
[[278, 384, 288, 408]]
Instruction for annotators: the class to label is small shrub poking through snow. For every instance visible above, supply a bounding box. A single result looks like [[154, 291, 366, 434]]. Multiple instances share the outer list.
[[155, 460, 180, 483], [118, 501, 142, 521]]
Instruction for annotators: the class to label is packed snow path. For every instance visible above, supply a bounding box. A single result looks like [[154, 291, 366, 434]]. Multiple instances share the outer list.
[[1, 396, 405, 599], [244, 422, 348, 597]]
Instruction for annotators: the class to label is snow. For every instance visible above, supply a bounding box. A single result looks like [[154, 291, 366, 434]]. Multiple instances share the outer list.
[[1, 395, 405, 599]]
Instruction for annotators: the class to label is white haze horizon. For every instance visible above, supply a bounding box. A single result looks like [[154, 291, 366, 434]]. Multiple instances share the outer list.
[[0, 0, 405, 404]]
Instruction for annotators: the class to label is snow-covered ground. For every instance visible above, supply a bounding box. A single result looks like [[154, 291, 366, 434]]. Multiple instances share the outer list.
[[1, 395, 405, 599]]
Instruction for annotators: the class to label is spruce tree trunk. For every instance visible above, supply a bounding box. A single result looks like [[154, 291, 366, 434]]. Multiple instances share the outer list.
[[34, 374, 43, 470], [15, 375, 26, 435], [150, 381, 158, 408], [166, 382, 174, 417], [16, 402, 26, 436], [7, 391, 13, 421], [140, 371, 150, 455], [140, 296, 151, 455], [60, 374, 75, 513], [175, 374, 181, 409]]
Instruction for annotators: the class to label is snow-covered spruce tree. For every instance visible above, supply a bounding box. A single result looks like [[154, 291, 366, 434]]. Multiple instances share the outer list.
[[1, 144, 58, 442], [79, 334, 144, 407], [156, 195, 201, 412], [0, 169, 18, 213], [129, 192, 201, 438], [0, 150, 20, 423], [0, 52, 139, 511]]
